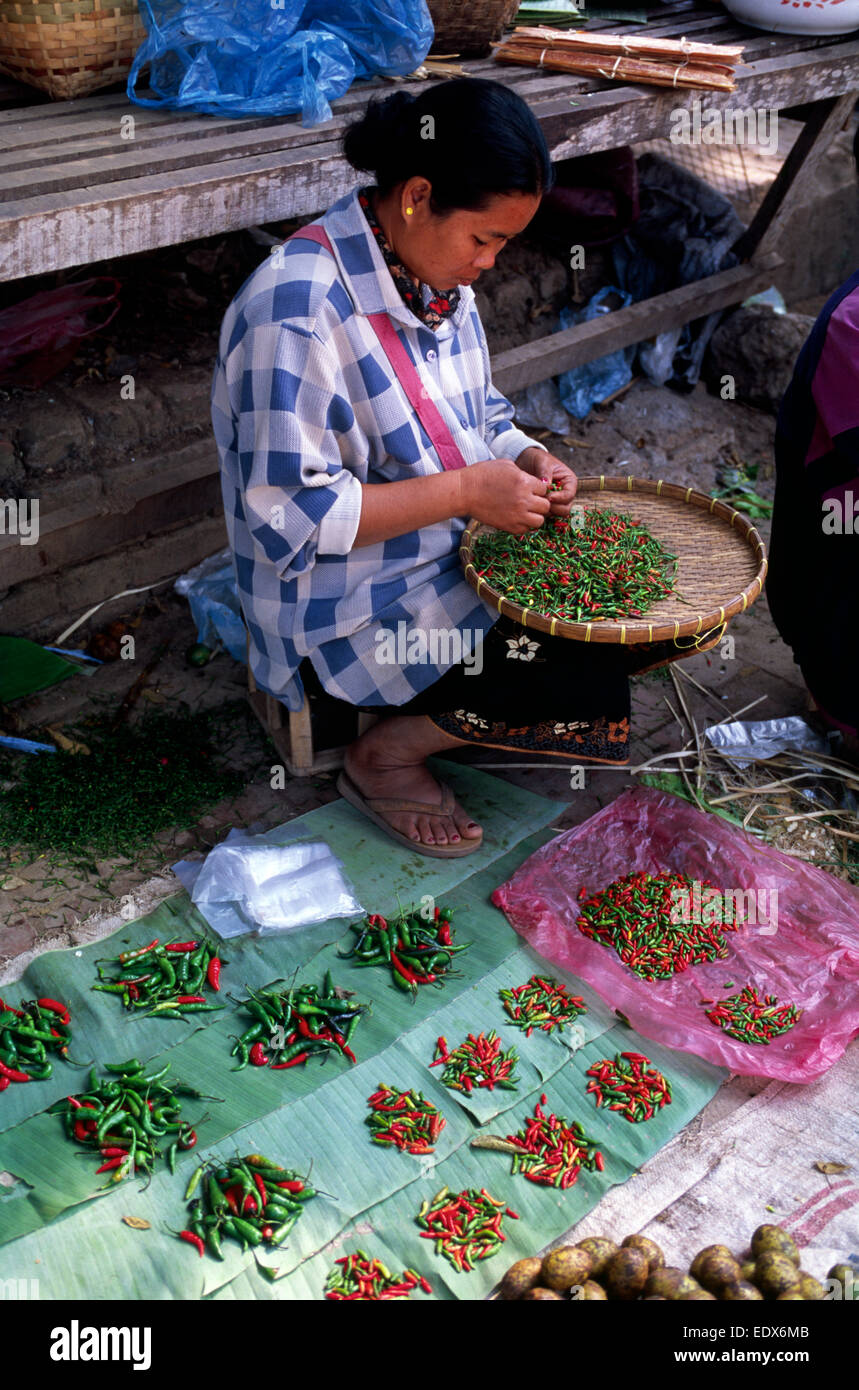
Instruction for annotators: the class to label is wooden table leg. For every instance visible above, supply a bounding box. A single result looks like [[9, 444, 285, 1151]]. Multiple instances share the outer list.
[[732, 89, 858, 262]]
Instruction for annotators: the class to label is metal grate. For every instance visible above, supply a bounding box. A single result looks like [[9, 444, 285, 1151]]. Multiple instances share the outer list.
[[634, 117, 804, 207]]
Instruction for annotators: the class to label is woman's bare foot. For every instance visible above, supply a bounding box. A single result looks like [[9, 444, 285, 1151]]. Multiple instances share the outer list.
[[343, 715, 482, 848]]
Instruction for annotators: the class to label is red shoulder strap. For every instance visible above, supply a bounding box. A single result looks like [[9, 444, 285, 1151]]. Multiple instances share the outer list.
[[287, 226, 467, 472]]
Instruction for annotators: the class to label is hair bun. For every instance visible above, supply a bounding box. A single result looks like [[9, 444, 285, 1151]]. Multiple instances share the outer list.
[[343, 90, 416, 175]]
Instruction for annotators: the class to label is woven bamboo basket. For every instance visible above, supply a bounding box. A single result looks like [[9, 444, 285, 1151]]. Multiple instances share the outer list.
[[460, 474, 768, 645], [428, 0, 520, 56], [0, 0, 146, 100]]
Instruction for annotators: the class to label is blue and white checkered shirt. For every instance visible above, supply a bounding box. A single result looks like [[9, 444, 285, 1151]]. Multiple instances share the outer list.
[[211, 185, 543, 711]]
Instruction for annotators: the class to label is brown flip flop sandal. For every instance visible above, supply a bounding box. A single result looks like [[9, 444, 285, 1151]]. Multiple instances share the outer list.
[[336, 771, 483, 859]]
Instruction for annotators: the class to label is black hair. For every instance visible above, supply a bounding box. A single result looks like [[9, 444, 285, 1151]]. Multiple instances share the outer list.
[[342, 77, 554, 213]]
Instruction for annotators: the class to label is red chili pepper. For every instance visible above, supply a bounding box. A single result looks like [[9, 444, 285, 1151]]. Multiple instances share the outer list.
[[270, 1051, 309, 1069], [0, 1060, 30, 1083], [261, 1226, 274, 1241], [118, 939, 159, 964], [252, 1172, 268, 1206], [242, 1192, 258, 1216], [249, 1041, 268, 1067], [99, 1147, 129, 1158], [179, 1230, 205, 1258], [276, 1179, 304, 1193], [0, 998, 24, 1017], [179, 1129, 197, 1151], [164, 941, 198, 952], [206, 957, 222, 991], [95, 1155, 127, 1174], [0, 1077, 9, 1093], [223, 1186, 240, 1215], [37, 997, 71, 1023], [174, 994, 206, 1006]]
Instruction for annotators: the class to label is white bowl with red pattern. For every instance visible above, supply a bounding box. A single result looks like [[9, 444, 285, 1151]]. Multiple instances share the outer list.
[[722, 0, 859, 33]]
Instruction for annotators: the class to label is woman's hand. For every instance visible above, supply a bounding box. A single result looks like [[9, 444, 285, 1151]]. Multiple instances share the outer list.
[[463, 457, 551, 536], [516, 446, 578, 516]]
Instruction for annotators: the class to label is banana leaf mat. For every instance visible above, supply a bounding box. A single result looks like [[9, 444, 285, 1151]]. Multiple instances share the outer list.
[[0, 763, 726, 1297]]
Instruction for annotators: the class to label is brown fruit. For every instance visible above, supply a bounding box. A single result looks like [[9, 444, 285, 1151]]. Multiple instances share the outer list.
[[751, 1224, 800, 1266], [576, 1237, 618, 1280], [754, 1252, 801, 1299], [540, 1247, 594, 1292], [522, 1287, 565, 1300], [827, 1263, 857, 1300], [499, 1257, 543, 1300], [644, 1267, 688, 1299], [679, 1289, 717, 1300], [696, 1251, 742, 1294], [722, 1279, 764, 1301], [604, 1247, 649, 1301], [777, 1292, 805, 1301], [570, 1280, 608, 1301], [622, 1234, 665, 1274], [739, 1260, 757, 1282], [796, 1271, 826, 1301]]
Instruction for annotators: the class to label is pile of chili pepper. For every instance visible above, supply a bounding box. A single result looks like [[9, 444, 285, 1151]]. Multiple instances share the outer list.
[[499, 975, 587, 1037], [417, 1186, 518, 1272], [585, 1051, 672, 1123], [471, 508, 677, 623], [340, 904, 469, 996], [365, 1084, 445, 1154], [325, 1251, 432, 1300], [576, 871, 741, 981], [0, 995, 74, 1089], [177, 1153, 315, 1259], [504, 1094, 604, 1188], [704, 984, 802, 1044], [49, 1058, 213, 1185], [430, 1031, 519, 1093], [231, 973, 368, 1070], [92, 935, 225, 1019]]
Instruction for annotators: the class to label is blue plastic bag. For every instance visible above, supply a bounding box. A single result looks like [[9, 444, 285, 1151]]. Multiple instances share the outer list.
[[557, 286, 634, 420], [128, 0, 433, 127], [174, 548, 247, 664]]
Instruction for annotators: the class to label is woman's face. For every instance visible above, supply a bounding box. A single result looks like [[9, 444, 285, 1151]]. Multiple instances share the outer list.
[[381, 179, 543, 292]]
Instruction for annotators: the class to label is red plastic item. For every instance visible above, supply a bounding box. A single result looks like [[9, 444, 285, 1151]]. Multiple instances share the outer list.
[[0, 279, 120, 388], [492, 787, 859, 1082]]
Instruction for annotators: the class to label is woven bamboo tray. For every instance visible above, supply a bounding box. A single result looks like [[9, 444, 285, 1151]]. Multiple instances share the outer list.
[[0, 0, 145, 100], [460, 474, 768, 645], [429, 0, 520, 56]]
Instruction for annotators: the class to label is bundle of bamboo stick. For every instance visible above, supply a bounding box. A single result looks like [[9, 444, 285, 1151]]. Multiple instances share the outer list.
[[495, 25, 745, 91]]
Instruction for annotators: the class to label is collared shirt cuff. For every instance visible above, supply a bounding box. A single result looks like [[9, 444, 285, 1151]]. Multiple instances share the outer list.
[[489, 427, 548, 462], [315, 472, 363, 555]]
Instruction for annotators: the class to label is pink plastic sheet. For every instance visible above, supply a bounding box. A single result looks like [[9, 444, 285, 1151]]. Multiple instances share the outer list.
[[492, 786, 859, 1082]]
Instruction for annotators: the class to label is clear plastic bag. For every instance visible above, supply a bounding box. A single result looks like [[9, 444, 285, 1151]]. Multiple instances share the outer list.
[[175, 831, 362, 937], [492, 786, 859, 1082], [127, 0, 433, 127]]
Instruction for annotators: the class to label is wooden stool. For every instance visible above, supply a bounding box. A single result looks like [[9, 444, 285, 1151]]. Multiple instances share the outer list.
[[245, 635, 376, 777]]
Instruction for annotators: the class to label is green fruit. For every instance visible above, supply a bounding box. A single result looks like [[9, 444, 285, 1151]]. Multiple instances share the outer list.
[[679, 1288, 717, 1300], [576, 1237, 617, 1280], [722, 1280, 764, 1301], [690, 1246, 741, 1293], [751, 1224, 799, 1266], [826, 1263, 858, 1300], [186, 642, 213, 667], [754, 1252, 801, 1298], [622, 1234, 665, 1274], [644, 1267, 688, 1299], [739, 1260, 757, 1282], [777, 1292, 805, 1301], [796, 1271, 826, 1301]]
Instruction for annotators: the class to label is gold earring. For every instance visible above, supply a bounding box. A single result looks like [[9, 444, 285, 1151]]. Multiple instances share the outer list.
[[405, 207, 414, 215]]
